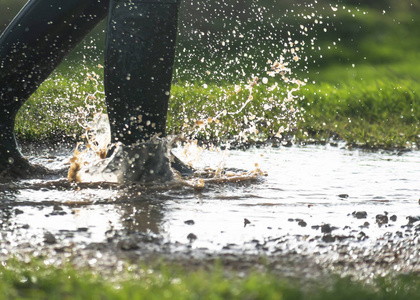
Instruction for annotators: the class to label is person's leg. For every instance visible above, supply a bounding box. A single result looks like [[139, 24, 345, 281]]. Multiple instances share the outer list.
[[105, 0, 180, 145], [0, 0, 109, 177]]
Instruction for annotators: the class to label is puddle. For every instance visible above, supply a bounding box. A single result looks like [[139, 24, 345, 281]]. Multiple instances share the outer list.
[[1, 144, 419, 277], [1, 144, 419, 245]]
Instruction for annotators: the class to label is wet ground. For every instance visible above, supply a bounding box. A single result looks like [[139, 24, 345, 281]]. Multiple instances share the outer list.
[[1, 143, 419, 280]]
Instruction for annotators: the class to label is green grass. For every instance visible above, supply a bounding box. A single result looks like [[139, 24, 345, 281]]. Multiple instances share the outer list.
[[1, 259, 420, 300], [299, 77, 420, 148], [16, 69, 420, 149]]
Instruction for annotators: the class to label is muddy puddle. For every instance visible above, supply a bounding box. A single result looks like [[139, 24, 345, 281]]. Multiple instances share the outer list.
[[1, 144, 419, 279]]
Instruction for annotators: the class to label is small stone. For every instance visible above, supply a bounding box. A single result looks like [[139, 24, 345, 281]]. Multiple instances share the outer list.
[[53, 205, 63, 211], [298, 220, 307, 227], [187, 233, 197, 243], [119, 239, 139, 251], [321, 224, 333, 233], [352, 211, 367, 219], [14, 209, 24, 215], [390, 215, 397, 222], [184, 220, 195, 225], [44, 232, 57, 244], [244, 218, 251, 227], [376, 214, 388, 225], [51, 210, 67, 216], [358, 231, 368, 241], [322, 234, 336, 243]]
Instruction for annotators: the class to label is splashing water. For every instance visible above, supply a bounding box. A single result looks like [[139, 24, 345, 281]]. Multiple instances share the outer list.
[[67, 113, 266, 186], [16, 1, 360, 183], [63, 1, 329, 183]]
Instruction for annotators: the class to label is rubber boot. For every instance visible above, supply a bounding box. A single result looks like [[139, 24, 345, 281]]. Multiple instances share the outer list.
[[104, 0, 180, 145], [105, 0, 193, 179], [0, 0, 109, 178]]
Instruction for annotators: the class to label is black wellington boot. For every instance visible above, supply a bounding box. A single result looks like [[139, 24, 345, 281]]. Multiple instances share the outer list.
[[0, 0, 109, 178], [105, 0, 194, 179], [105, 0, 180, 145]]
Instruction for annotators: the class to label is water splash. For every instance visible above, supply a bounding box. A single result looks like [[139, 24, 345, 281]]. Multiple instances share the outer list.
[[67, 113, 266, 186], [65, 1, 322, 183], [17, 1, 362, 183]]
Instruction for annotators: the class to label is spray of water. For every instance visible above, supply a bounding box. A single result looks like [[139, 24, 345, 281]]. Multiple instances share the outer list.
[[17, 1, 363, 184], [66, 1, 325, 183]]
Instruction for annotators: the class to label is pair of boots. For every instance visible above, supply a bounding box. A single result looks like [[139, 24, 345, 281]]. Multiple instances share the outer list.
[[0, 0, 181, 178]]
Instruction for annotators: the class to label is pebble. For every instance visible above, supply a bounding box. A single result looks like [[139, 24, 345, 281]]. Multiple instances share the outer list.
[[322, 234, 336, 243], [14, 209, 24, 215], [298, 220, 307, 227], [244, 218, 251, 227], [338, 194, 349, 199], [352, 211, 367, 219], [187, 233, 197, 243], [44, 232, 57, 244], [53, 205, 63, 211], [357, 231, 368, 241], [376, 214, 388, 225], [119, 239, 140, 251], [321, 224, 336, 234]]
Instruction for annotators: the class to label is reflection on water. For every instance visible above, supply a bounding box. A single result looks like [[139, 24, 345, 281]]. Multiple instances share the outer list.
[[1, 145, 419, 252]]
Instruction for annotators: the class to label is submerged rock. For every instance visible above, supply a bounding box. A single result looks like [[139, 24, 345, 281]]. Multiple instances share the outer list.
[[44, 232, 57, 244], [322, 234, 336, 243], [244, 218, 251, 227], [298, 220, 307, 227], [321, 224, 337, 234], [376, 214, 389, 225], [187, 233, 197, 243], [352, 211, 368, 219], [338, 194, 349, 199]]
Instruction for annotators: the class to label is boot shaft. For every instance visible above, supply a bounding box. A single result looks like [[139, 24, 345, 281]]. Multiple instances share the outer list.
[[0, 0, 109, 172], [105, 0, 181, 144], [0, 0, 109, 116]]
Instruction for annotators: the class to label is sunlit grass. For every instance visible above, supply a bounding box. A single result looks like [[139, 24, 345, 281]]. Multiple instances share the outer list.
[[1, 259, 420, 300], [299, 77, 420, 148], [16, 69, 419, 149]]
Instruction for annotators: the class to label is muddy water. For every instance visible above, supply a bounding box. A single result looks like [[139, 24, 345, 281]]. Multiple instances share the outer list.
[[1, 144, 419, 277]]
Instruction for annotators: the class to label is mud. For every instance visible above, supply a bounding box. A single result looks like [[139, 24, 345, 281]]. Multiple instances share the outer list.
[[1, 144, 419, 281]]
